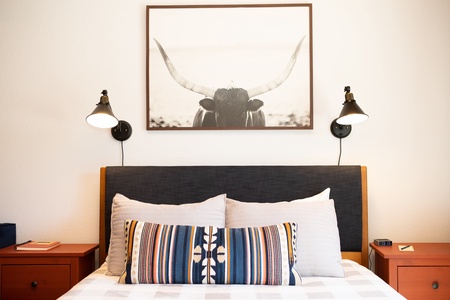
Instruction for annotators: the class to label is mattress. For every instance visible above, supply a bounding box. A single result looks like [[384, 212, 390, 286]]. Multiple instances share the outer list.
[[59, 260, 406, 300]]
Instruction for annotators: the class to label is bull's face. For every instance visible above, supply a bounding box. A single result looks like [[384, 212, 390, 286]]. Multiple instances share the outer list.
[[198, 88, 264, 127], [153, 37, 305, 127]]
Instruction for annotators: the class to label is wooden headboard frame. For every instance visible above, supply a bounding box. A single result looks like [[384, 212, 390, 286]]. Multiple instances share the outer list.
[[99, 166, 368, 267]]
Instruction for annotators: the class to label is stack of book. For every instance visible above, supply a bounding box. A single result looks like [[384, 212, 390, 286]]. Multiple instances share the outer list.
[[15, 241, 61, 251]]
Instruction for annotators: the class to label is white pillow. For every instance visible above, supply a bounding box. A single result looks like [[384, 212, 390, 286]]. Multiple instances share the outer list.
[[106, 193, 226, 275], [225, 195, 344, 277], [290, 187, 330, 202]]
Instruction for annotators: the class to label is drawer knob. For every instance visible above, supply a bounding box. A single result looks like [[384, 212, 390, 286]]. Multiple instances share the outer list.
[[31, 281, 38, 288], [432, 281, 439, 289]]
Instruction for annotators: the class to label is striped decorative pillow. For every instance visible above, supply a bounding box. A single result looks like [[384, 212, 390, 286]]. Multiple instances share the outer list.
[[119, 220, 301, 285]]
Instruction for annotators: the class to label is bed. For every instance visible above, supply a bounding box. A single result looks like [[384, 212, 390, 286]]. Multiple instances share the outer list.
[[59, 165, 406, 299]]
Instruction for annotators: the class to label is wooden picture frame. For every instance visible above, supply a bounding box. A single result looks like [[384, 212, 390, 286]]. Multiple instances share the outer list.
[[146, 4, 313, 130]]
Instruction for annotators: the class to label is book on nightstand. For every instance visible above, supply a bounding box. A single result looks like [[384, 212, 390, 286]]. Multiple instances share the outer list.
[[15, 240, 61, 251]]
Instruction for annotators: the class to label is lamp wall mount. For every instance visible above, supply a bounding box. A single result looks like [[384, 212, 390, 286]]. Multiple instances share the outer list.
[[330, 119, 351, 138], [111, 120, 132, 141]]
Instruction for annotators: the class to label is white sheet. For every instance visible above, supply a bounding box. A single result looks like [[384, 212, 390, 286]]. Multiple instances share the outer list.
[[59, 260, 405, 300]]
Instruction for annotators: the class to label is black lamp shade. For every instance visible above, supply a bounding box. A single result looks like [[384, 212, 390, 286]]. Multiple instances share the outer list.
[[336, 100, 368, 125], [86, 90, 119, 128]]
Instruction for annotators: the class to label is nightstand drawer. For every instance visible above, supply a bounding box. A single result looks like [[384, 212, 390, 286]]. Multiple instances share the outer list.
[[1, 264, 71, 300], [398, 266, 450, 300]]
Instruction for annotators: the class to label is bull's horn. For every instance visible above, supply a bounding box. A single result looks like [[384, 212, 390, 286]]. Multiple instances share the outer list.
[[246, 35, 306, 99], [153, 39, 216, 98]]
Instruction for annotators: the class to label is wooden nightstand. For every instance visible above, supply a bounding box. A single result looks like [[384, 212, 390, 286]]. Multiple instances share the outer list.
[[370, 242, 450, 300], [0, 243, 98, 300]]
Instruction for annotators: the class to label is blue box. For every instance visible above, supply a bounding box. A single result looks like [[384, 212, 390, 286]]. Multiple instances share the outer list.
[[0, 223, 16, 249]]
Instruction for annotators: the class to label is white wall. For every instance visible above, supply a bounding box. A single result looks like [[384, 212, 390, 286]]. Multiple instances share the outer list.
[[1, 0, 449, 247]]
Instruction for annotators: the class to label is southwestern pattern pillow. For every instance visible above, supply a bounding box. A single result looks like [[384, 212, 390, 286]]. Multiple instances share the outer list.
[[119, 220, 301, 286]]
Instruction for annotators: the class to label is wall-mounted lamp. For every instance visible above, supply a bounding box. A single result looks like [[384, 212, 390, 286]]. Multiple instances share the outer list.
[[86, 90, 132, 141], [330, 86, 368, 139]]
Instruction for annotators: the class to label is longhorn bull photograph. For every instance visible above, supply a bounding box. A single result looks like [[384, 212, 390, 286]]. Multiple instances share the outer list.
[[146, 4, 312, 130]]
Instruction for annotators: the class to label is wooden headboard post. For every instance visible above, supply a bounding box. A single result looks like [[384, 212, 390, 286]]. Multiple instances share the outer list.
[[99, 166, 368, 268], [99, 167, 107, 264], [340, 166, 368, 267]]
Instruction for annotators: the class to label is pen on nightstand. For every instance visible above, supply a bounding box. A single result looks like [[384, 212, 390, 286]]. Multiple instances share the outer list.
[[14, 240, 32, 250], [401, 245, 411, 250]]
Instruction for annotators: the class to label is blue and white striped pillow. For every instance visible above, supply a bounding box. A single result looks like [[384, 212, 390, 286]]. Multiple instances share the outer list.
[[119, 220, 301, 285]]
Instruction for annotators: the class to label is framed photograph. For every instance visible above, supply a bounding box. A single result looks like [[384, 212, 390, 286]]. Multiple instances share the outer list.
[[146, 4, 313, 130]]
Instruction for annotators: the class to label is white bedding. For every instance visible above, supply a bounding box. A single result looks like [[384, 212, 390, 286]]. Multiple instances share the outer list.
[[59, 260, 405, 300]]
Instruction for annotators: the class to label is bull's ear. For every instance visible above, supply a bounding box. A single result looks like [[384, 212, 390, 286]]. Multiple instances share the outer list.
[[199, 98, 216, 111], [247, 99, 264, 111]]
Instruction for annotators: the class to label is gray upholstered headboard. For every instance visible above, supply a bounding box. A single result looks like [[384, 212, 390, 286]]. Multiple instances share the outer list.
[[99, 165, 368, 267]]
